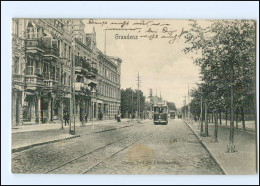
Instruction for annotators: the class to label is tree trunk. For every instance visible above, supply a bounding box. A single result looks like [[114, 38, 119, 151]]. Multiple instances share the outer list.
[[204, 101, 208, 137], [225, 106, 228, 126], [213, 110, 219, 142], [60, 100, 64, 130], [240, 106, 246, 131], [227, 82, 237, 153], [212, 113, 214, 123], [219, 110, 222, 125], [200, 97, 204, 135], [235, 107, 239, 129]]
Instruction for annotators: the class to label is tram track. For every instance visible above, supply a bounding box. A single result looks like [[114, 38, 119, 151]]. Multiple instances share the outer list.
[[44, 120, 153, 174], [12, 120, 152, 157], [44, 136, 128, 174], [81, 129, 156, 174]]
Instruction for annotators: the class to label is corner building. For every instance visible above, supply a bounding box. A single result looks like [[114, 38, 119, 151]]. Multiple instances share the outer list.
[[11, 19, 122, 126]]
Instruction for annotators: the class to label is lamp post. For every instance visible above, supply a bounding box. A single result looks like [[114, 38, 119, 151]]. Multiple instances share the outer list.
[[91, 88, 96, 130], [69, 19, 76, 135]]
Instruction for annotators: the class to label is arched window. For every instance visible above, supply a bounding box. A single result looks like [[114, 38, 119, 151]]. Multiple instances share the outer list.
[[26, 22, 37, 39]]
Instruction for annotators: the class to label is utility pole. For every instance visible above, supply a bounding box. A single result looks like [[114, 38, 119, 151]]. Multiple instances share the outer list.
[[131, 86, 133, 120], [183, 96, 187, 119], [69, 20, 76, 135], [136, 72, 141, 123], [200, 91, 204, 135], [104, 29, 107, 55], [149, 88, 153, 119], [160, 89, 162, 102], [188, 84, 190, 123]]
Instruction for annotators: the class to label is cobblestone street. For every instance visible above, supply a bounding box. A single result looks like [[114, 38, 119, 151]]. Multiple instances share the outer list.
[[12, 119, 224, 174]]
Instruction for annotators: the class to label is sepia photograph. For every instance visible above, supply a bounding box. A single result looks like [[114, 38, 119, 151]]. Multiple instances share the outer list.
[[2, 1, 259, 185], [10, 18, 257, 175]]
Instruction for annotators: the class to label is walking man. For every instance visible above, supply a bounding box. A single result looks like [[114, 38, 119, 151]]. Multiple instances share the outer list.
[[64, 112, 69, 126]]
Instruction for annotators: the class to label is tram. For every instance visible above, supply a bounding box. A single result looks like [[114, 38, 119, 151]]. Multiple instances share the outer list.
[[153, 103, 168, 125], [169, 110, 176, 119]]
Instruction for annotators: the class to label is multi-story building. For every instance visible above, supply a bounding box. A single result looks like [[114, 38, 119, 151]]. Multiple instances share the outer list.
[[11, 18, 122, 126], [96, 52, 122, 120]]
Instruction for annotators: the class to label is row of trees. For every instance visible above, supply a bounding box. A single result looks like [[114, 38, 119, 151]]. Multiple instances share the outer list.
[[120, 88, 146, 118], [167, 102, 177, 111], [183, 20, 256, 152]]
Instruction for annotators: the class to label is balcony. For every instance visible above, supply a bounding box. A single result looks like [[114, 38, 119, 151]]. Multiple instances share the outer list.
[[24, 67, 44, 89], [74, 82, 91, 95], [44, 79, 60, 88], [12, 74, 24, 84], [85, 67, 97, 79], [43, 79, 54, 88], [25, 39, 45, 53], [74, 56, 93, 75], [25, 75, 44, 90], [43, 48, 59, 58], [12, 74, 25, 91]]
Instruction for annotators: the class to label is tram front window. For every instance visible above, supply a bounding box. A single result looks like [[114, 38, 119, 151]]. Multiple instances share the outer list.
[[154, 107, 167, 113], [154, 108, 160, 113]]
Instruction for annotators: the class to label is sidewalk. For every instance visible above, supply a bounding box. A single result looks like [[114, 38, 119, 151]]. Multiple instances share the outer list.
[[185, 119, 257, 175], [12, 119, 150, 153], [12, 118, 129, 133]]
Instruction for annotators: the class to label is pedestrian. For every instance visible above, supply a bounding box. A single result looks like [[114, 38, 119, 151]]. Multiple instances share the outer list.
[[65, 112, 69, 126], [117, 113, 121, 122], [85, 113, 88, 123], [63, 112, 67, 126], [100, 112, 103, 120]]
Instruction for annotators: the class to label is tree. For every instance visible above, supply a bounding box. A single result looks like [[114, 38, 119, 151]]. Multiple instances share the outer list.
[[184, 20, 256, 152], [120, 88, 146, 118], [167, 102, 177, 111]]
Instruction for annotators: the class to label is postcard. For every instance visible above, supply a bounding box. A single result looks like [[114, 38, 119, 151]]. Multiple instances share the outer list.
[[11, 19, 257, 175]]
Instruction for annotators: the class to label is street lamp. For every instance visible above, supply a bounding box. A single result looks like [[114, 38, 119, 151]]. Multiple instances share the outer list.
[[91, 88, 96, 130]]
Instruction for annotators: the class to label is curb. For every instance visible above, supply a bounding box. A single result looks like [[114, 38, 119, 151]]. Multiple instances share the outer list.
[[12, 134, 80, 153], [183, 119, 228, 175]]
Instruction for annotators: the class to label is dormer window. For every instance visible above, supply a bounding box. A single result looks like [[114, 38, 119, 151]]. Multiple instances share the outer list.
[[26, 22, 37, 39]]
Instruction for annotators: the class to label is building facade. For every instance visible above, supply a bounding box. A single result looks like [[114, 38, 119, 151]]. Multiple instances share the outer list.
[[12, 19, 122, 126]]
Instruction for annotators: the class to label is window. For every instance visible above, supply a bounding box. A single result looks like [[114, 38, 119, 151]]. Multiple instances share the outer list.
[[35, 59, 40, 75], [58, 40, 61, 57], [50, 65, 55, 80], [63, 73, 66, 85], [69, 46, 71, 60], [13, 20, 19, 35], [56, 68, 60, 82], [43, 63, 50, 79], [26, 55, 34, 75], [26, 22, 37, 39], [14, 56, 19, 74], [64, 43, 67, 59]]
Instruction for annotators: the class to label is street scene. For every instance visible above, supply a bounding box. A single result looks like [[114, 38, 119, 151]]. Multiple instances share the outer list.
[[11, 19, 257, 175], [12, 119, 225, 174]]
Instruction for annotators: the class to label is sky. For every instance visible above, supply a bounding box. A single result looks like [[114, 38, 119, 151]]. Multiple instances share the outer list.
[[83, 19, 203, 108]]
